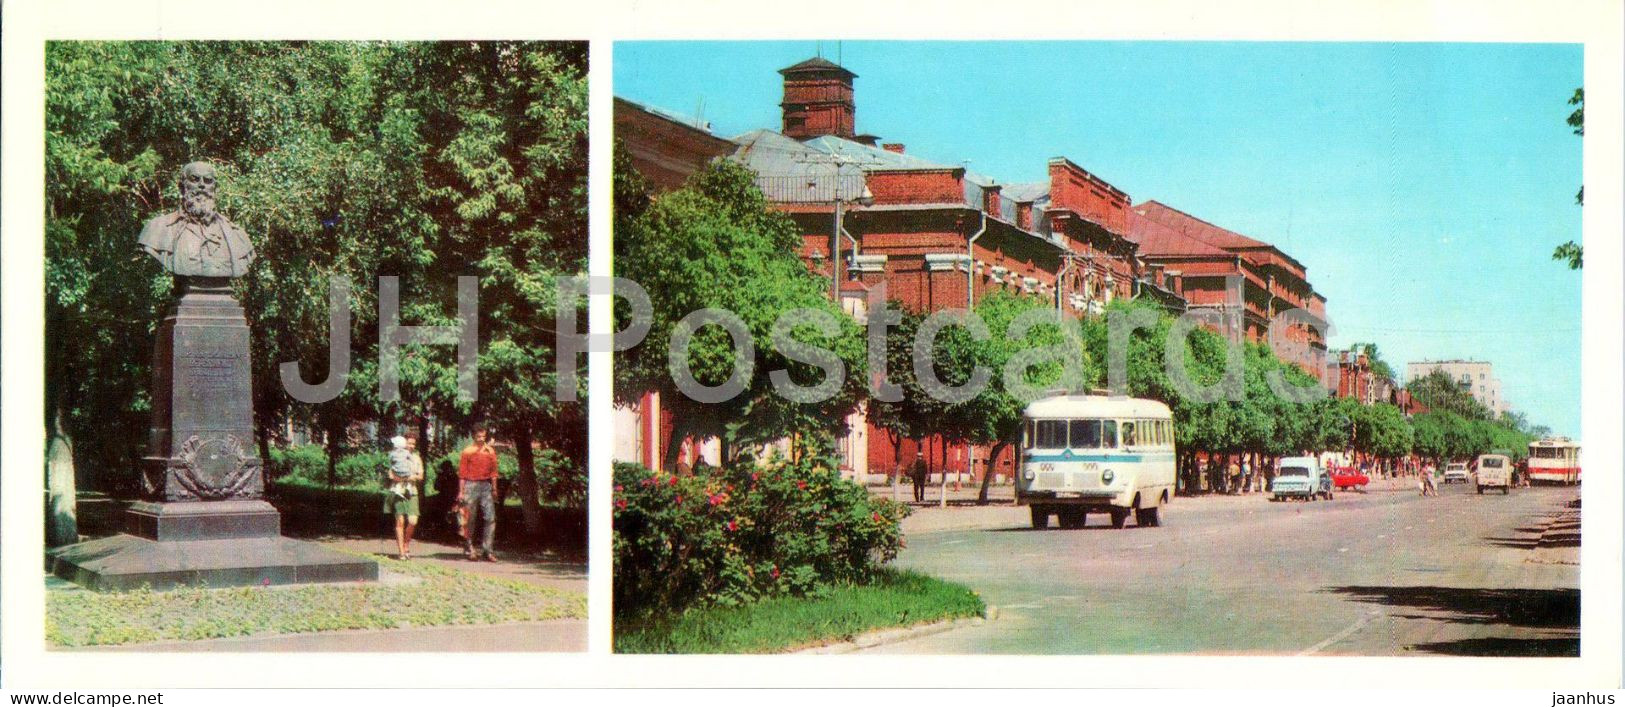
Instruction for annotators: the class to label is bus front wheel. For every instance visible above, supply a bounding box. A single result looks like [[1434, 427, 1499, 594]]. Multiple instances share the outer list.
[[1110, 508, 1129, 528], [1031, 507, 1050, 529]]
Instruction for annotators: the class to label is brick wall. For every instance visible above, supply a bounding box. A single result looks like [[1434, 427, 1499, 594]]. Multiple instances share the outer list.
[[867, 169, 966, 205], [1048, 157, 1130, 235]]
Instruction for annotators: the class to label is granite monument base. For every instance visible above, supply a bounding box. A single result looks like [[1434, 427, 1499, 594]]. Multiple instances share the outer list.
[[48, 501, 378, 592], [48, 534, 379, 592]]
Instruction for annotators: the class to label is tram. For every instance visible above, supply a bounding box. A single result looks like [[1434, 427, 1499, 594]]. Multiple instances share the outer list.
[[1527, 437, 1581, 485]]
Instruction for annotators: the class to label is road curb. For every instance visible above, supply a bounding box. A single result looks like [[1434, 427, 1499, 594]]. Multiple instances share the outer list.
[[791, 612, 991, 654]]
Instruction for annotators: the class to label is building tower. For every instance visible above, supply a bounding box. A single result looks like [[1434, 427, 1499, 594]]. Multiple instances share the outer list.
[[780, 57, 856, 140]]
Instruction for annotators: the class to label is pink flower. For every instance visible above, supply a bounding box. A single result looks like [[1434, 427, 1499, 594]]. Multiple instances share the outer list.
[[262, 578, 271, 587], [872, 512, 882, 523], [709, 494, 724, 506], [675, 495, 683, 505], [668, 476, 677, 487], [771, 566, 780, 579], [727, 520, 737, 532], [615, 499, 627, 510], [796, 480, 808, 490], [614, 484, 623, 493], [751, 473, 760, 483]]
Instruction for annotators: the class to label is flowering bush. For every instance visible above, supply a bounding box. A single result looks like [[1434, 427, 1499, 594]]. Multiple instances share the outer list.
[[613, 456, 909, 618]]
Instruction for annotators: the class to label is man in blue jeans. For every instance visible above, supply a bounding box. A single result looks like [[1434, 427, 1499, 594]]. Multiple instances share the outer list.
[[458, 428, 500, 561]]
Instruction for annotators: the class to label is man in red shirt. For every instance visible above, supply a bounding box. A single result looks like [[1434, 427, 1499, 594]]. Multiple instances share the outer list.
[[457, 428, 501, 561]]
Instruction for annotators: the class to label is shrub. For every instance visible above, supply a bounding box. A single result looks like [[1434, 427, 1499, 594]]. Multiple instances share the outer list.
[[333, 450, 390, 488], [535, 448, 587, 508], [612, 454, 909, 619], [267, 445, 327, 484]]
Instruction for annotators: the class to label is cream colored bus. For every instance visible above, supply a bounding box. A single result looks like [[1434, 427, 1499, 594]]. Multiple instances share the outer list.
[[1016, 395, 1177, 530]]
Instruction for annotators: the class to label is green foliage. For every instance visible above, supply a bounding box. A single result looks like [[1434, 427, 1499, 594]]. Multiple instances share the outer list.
[[1556, 86, 1583, 265], [612, 457, 908, 619], [333, 451, 392, 489], [1553, 241, 1583, 269], [265, 444, 328, 484], [1348, 342, 1397, 382], [45, 42, 587, 517], [1407, 369, 1492, 420], [614, 568, 983, 654], [1408, 409, 1533, 463], [613, 160, 869, 465], [47, 552, 585, 647]]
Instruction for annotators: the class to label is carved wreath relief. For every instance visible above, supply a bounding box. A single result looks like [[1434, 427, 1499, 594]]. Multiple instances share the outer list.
[[157, 434, 263, 501]]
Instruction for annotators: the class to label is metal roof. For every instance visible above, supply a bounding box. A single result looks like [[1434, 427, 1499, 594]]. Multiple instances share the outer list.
[[779, 57, 856, 77], [1024, 395, 1173, 419]]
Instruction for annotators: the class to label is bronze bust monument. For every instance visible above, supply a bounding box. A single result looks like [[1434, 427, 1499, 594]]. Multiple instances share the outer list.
[[138, 162, 255, 277]]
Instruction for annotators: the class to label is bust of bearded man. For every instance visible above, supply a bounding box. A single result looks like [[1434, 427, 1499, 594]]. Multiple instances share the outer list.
[[137, 162, 256, 278]]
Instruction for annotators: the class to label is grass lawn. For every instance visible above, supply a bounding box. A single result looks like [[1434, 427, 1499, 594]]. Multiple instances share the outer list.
[[614, 568, 984, 654], [47, 553, 586, 648]]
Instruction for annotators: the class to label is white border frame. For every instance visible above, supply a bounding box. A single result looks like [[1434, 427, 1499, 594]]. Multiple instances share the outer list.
[[3, 0, 1619, 690]]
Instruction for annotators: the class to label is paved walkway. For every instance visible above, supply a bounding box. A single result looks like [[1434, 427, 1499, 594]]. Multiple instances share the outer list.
[[319, 536, 586, 594], [75, 535, 587, 653]]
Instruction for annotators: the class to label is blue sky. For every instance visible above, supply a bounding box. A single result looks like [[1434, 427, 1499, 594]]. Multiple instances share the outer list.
[[615, 41, 1583, 437]]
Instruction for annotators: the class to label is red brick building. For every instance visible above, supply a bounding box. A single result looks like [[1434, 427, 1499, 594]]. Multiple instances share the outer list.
[[613, 97, 737, 192], [1329, 349, 1429, 415], [1127, 201, 1328, 382], [615, 56, 1330, 482]]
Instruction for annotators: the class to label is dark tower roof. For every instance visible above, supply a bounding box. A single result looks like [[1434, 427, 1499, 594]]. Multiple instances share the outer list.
[[779, 56, 857, 79]]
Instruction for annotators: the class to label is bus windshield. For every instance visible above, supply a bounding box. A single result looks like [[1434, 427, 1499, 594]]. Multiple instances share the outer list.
[[1481, 457, 1504, 469], [1069, 420, 1103, 448], [1030, 418, 1119, 449]]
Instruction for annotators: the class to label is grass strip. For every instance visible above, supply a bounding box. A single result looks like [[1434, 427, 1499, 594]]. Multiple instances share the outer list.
[[614, 568, 984, 654], [47, 553, 586, 647]]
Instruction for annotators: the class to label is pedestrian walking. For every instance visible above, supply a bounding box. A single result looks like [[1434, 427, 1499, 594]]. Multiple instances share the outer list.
[[458, 428, 501, 562], [1241, 458, 1254, 494], [909, 452, 928, 503], [383, 435, 424, 560], [431, 459, 461, 537]]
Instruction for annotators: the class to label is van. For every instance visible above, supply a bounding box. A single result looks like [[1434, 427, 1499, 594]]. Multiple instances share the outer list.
[[1475, 454, 1512, 495]]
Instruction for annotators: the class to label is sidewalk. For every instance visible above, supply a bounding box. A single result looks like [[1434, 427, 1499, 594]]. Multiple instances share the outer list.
[[318, 536, 586, 594], [73, 535, 587, 653]]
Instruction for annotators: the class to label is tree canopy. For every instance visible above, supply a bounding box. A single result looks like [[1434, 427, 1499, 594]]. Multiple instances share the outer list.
[[46, 41, 588, 529]]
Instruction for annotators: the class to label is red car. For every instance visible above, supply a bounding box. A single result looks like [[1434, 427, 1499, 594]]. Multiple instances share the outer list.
[[1329, 465, 1370, 490]]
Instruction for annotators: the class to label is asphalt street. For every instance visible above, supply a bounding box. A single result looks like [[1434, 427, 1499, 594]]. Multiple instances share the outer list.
[[867, 480, 1580, 655]]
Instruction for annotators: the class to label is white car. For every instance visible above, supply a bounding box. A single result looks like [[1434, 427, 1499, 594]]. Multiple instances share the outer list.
[[1443, 462, 1470, 484]]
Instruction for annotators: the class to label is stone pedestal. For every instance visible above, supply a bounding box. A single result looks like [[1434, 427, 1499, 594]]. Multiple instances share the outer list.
[[141, 277, 263, 501], [49, 278, 377, 591]]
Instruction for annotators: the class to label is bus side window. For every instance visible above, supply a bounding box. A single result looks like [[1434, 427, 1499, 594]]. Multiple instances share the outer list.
[[1102, 420, 1117, 448], [1121, 421, 1136, 447], [1070, 419, 1100, 449]]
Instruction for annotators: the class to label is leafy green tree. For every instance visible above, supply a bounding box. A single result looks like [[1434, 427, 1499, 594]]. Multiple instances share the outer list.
[[951, 291, 1096, 503], [1348, 342, 1396, 382], [46, 42, 588, 541], [614, 160, 869, 469], [1554, 86, 1582, 269], [1407, 369, 1491, 420], [868, 306, 939, 495]]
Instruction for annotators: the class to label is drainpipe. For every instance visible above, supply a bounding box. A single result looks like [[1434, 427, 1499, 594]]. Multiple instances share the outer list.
[[1056, 253, 1074, 314], [966, 211, 988, 310], [831, 197, 845, 301], [950, 211, 988, 508]]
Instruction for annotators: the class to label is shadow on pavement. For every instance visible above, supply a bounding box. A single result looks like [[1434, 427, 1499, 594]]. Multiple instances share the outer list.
[[1326, 585, 1579, 656], [1407, 637, 1578, 657]]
